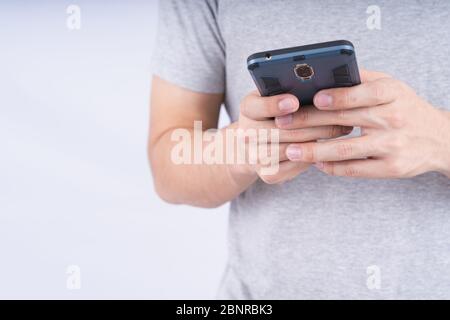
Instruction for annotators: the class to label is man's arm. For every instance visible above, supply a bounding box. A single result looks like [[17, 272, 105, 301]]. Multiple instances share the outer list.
[[148, 76, 257, 208], [148, 76, 353, 208]]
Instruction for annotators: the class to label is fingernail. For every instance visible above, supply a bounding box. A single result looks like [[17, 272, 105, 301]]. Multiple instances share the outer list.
[[275, 114, 293, 126], [278, 98, 297, 112], [314, 93, 332, 108], [286, 145, 302, 160], [343, 126, 353, 134], [315, 162, 324, 169]]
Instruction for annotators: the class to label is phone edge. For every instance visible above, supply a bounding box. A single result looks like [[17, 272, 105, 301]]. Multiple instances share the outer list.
[[246, 40, 355, 67]]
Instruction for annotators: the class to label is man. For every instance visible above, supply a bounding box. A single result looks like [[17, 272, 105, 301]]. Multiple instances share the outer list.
[[149, 0, 450, 299]]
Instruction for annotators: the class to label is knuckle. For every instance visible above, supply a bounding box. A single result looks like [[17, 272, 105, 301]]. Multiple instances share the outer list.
[[327, 126, 338, 138], [285, 129, 305, 140], [239, 102, 252, 119], [343, 165, 359, 177], [385, 135, 404, 151], [373, 81, 386, 103], [347, 90, 358, 106], [367, 137, 380, 155], [388, 78, 410, 96], [302, 144, 316, 162], [336, 143, 353, 159], [339, 90, 351, 107], [386, 159, 405, 176], [336, 109, 347, 120], [386, 110, 406, 128]]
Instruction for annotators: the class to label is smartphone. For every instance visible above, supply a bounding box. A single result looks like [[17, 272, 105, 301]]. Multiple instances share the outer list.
[[247, 40, 361, 105]]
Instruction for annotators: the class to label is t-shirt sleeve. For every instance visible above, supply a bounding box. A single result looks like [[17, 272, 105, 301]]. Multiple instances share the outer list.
[[151, 0, 225, 94]]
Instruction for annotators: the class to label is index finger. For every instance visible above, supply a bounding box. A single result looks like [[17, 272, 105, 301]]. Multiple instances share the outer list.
[[313, 77, 398, 110], [360, 69, 391, 83], [241, 91, 300, 120]]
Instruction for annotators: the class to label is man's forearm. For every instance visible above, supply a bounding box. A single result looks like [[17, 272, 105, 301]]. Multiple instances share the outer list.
[[149, 122, 258, 208]]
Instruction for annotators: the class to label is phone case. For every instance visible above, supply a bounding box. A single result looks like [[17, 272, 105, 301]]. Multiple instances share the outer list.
[[247, 40, 361, 105]]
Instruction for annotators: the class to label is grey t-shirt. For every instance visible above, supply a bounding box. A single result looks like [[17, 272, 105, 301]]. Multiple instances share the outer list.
[[153, 0, 450, 299]]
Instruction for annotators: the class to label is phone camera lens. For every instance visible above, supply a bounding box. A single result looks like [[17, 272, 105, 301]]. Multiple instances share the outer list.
[[294, 63, 314, 80]]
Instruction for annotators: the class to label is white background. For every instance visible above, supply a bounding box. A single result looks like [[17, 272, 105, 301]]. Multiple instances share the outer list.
[[0, 0, 229, 299]]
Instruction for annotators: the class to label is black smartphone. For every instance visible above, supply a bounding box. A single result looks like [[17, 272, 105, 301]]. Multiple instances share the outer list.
[[247, 40, 361, 105]]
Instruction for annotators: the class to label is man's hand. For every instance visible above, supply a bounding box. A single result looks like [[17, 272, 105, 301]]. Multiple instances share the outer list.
[[149, 76, 352, 208], [277, 70, 450, 178], [232, 91, 352, 184]]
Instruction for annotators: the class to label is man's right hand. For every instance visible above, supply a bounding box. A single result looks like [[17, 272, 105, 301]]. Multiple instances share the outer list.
[[150, 77, 352, 207], [229, 91, 353, 185]]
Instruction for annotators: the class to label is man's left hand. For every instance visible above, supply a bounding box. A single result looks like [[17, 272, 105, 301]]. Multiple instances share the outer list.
[[279, 70, 450, 178]]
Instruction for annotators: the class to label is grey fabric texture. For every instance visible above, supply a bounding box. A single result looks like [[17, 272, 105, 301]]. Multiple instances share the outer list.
[[152, 0, 450, 299]]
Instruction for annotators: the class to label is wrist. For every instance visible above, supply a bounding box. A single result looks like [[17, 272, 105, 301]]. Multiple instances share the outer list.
[[221, 122, 258, 188], [227, 162, 258, 185]]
